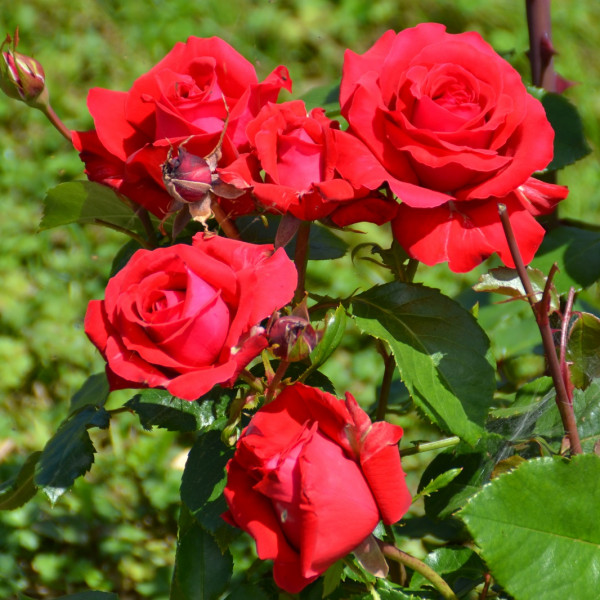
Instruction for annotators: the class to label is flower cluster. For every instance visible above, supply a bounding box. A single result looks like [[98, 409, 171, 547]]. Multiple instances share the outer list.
[[75, 23, 567, 593]]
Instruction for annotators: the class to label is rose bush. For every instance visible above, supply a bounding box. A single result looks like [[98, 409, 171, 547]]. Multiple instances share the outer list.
[[339, 23, 568, 272], [72, 36, 291, 220], [84, 233, 297, 401], [223, 382, 412, 593], [225, 99, 398, 224]]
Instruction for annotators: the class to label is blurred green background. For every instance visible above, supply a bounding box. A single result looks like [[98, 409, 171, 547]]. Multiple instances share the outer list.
[[1, 1, 599, 598]]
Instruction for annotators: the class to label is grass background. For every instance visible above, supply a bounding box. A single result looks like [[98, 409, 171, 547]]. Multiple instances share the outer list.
[[0, 1, 599, 598]]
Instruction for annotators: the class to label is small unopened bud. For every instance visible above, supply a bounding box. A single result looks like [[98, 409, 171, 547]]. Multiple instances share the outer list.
[[268, 300, 322, 362], [0, 29, 48, 108]]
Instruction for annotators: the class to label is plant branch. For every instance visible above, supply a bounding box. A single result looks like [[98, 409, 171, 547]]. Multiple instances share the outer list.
[[377, 541, 458, 600], [559, 287, 576, 404], [41, 104, 72, 142], [400, 436, 460, 457], [525, 0, 558, 90], [265, 360, 290, 403], [211, 200, 241, 239], [133, 206, 157, 248], [293, 221, 311, 305], [498, 204, 582, 454], [376, 351, 396, 422]]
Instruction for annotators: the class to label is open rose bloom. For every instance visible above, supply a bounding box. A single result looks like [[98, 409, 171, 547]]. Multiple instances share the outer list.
[[340, 23, 568, 272], [72, 36, 291, 220], [85, 234, 297, 400], [223, 383, 412, 593]]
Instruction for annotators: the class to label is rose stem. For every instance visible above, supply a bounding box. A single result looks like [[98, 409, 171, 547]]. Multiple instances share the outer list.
[[133, 206, 158, 248], [293, 221, 311, 305], [497, 203, 582, 454], [479, 572, 492, 600], [525, 0, 558, 90], [211, 201, 241, 239], [375, 340, 395, 422], [92, 218, 153, 250], [559, 286, 576, 404], [400, 436, 460, 457], [40, 103, 72, 142], [239, 369, 266, 394], [264, 360, 290, 403], [377, 541, 459, 600]]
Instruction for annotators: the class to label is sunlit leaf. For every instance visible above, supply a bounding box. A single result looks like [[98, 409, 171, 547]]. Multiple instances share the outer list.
[[460, 455, 600, 600], [34, 405, 110, 503], [351, 282, 495, 444]]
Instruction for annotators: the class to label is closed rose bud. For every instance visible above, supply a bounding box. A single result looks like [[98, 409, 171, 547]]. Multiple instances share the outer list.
[[1, 30, 48, 107], [268, 315, 320, 362], [268, 299, 321, 362]]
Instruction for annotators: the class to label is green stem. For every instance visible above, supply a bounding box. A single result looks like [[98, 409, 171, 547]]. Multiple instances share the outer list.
[[376, 349, 396, 422], [377, 541, 458, 600], [400, 436, 460, 457], [41, 103, 72, 142], [405, 258, 419, 283], [293, 222, 311, 305], [239, 369, 266, 394], [93, 218, 153, 249], [498, 204, 582, 454], [133, 205, 158, 248], [265, 360, 290, 403]]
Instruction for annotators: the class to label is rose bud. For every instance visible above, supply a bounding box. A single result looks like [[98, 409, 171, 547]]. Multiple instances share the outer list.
[[223, 383, 412, 593], [267, 299, 321, 362], [0, 30, 48, 108], [162, 136, 246, 236]]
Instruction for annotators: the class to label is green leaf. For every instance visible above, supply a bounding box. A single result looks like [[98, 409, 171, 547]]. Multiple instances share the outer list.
[[489, 376, 553, 420], [69, 372, 110, 414], [409, 547, 485, 595], [40, 181, 138, 231], [170, 506, 233, 600], [351, 282, 495, 444], [474, 266, 559, 312], [236, 216, 348, 260], [300, 82, 340, 116], [322, 560, 345, 597], [55, 593, 119, 600], [125, 388, 232, 433], [180, 430, 235, 540], [567, 312, 600, 389], [0, 451, 41, 510], [412, 468, 463, 503], [419, 440, 501, 519], [531, 226, 600, 291], [541, 92, 591, 170], [304, 304, 346, 375], [534, 380, 600, 453], [34, 405, 110, 503], [460, 455, 600, 600]]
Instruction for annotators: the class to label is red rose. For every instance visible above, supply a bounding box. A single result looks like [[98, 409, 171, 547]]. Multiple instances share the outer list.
[[225, 100, 398, 224], [339, 23, 568, 272], [72, 37, 292, 220], [223, 383, 411, 593], [84, 233, 297, 401]]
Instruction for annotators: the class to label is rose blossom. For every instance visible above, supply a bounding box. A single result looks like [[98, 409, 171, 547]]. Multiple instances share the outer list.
[[338, 23, 568, 272], [72, 36, 291, 220], [224, 100, 398, 225], [84, 233, 297, 401], [223, 383, 411, 593]]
